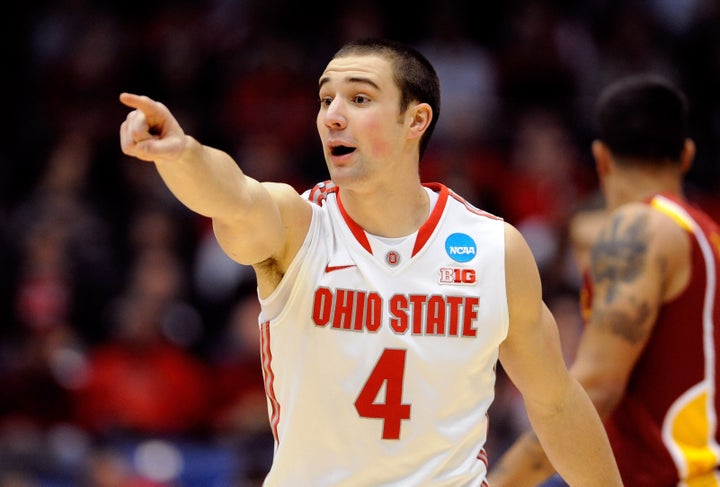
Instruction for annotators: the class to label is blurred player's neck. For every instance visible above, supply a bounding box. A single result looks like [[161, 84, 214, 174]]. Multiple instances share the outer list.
[[606, 164, 685, 210]]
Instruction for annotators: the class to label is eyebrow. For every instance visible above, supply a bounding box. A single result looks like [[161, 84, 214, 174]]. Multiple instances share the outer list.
[[318, 76, 381, 91]]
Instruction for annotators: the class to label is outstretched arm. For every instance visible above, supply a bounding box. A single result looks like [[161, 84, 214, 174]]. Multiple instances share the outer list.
[[119, 93, 311, 279], [490, 223, 622, 487]]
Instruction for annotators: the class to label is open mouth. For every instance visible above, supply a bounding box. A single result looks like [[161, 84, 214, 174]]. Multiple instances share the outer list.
[[330, 145, 355, 156]]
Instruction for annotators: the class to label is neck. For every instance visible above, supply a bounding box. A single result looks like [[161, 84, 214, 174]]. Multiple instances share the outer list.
[[606, 165, 684, 211], [340, 180, 429, 237]]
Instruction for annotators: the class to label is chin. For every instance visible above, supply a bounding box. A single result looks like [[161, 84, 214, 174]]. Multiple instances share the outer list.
[[328, 166, 351, 183]]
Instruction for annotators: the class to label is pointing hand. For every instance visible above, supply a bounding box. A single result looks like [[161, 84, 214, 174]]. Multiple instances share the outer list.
[[119, 92, 187, 163]]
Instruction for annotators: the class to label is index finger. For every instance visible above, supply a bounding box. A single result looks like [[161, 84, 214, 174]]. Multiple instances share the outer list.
[[119, 92, 159, 114]]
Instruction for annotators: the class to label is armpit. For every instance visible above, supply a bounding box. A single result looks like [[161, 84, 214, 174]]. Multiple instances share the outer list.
[[254, 257, 284, 297]]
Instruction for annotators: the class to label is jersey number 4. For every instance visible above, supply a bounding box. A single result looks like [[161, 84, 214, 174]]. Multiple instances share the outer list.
[[354, 348, 411, 439]]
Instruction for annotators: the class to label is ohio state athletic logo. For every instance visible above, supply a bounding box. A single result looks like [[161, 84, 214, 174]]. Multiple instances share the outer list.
[[439, 267, 477, 285], [385, 251, 400, 267]]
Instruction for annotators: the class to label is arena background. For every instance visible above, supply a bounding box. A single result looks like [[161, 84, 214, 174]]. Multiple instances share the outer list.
[[1, 0, 719, 485]]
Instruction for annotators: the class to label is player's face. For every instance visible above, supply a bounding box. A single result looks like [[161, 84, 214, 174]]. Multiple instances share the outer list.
[[317, 54, 409, 189]]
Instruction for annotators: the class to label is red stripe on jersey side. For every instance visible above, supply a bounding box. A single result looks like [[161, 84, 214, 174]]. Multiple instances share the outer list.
[[261, 321, 281, 443], [449, 189, 503, 220], [476, 447, 488, 466], [412, 183, 449, 257], [477, 447, 490, 487], [336, 189, 373, 254]]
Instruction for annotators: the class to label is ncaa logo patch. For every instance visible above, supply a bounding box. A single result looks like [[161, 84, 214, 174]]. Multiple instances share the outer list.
[[445, 233, 477, 263]]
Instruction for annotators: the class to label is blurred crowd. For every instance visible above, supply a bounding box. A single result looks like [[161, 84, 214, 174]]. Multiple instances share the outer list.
[[1, 0, 720, 485]]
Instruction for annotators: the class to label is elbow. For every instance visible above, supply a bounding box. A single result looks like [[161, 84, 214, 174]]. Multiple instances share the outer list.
[[571, 363, 627, 420], [583, 381, 625, 420]]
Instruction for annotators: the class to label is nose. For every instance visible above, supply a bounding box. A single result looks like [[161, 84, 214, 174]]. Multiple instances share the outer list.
[[321, 98, 347, 130]]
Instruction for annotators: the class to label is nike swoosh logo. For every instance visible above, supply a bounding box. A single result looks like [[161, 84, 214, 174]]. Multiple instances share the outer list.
[[324, 264, 356, 273]]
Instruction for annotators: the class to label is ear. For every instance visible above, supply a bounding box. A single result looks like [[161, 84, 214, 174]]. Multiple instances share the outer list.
[[407, 102, 432, 140], [591, 140, 613, 178], [680, 138, 695, 175]]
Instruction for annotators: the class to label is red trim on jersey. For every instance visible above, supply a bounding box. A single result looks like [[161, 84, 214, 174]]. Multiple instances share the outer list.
[[336, 190, 373, 253], [335, 182, 500, 258], [449, 188, 503, 220], [307, 180, 337, 206], [412, 183, 449, 256], [308, 185, 319, 203], [261, 321, 281, 443]]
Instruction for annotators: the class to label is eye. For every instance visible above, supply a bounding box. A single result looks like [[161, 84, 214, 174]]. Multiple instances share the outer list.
[[353, 94, 370, 104], [319, 96, 332, 107]]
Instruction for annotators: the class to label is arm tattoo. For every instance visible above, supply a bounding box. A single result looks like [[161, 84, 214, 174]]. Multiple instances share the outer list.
[[589, 213, 652, 344], [591, 302, 651, 344], [590, 213, 648, 304]]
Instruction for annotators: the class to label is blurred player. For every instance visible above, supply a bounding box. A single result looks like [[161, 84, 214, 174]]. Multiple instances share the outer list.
[[489, 74, 720, 486]]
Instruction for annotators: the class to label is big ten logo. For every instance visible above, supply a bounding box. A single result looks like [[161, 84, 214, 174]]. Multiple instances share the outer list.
[[439, 267, 476, 285]]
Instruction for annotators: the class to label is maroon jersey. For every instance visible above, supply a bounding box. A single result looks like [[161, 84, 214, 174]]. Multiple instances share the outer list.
[[581, 193, 720, 486]]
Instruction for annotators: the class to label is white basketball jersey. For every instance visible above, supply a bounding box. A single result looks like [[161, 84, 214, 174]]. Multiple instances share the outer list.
[[258, 182, 508, 486]]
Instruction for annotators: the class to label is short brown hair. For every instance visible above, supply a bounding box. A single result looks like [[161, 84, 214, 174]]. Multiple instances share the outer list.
[[333, 38, 441, 160]]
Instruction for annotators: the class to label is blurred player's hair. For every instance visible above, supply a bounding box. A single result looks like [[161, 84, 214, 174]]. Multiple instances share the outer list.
[[596, 74, 688, 163]]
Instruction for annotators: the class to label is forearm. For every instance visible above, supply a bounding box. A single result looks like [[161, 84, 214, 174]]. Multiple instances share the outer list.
[[526, 379, 620, 487], [154, 136, 253, 220], [487, 430, 554, 487]]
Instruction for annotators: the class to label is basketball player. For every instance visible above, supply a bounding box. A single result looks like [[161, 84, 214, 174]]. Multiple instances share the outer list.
[[488, 75, 720, 486], [119, 38, 620, 486]]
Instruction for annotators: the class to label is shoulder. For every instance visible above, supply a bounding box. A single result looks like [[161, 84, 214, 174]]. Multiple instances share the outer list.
[[503, 222, 532, 258], [263, 181, 315, 230], [264, 181, 312, 204], [591, 201, 690, 297], [597, 201, 687, 255], [444, 185, 503, 221], [503, 222, 542, 300]]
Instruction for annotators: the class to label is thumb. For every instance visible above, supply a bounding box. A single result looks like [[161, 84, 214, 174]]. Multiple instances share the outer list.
[[132, 134, 188, 163]]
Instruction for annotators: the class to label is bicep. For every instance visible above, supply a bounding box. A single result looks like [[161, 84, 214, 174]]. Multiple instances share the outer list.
[[213, 181, 311, 267], [499, 224, 573, 408], [500, 304, 572, 409]]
